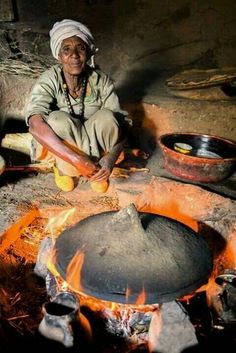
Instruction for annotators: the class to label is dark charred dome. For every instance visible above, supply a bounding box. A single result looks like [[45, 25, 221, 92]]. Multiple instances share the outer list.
[[54, 204, 213, 304]]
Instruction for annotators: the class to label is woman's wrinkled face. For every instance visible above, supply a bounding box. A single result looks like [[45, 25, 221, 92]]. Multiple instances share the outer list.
[[59, 36, 88, 75]]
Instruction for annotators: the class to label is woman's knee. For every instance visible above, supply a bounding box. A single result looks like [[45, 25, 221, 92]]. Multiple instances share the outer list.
[[47, 111, 72, 131], [47, 111, 82, 139], [92, 109, 119, 130]]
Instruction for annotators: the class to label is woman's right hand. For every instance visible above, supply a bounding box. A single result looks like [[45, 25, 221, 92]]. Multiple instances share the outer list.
[[74, 156, 99, 178]]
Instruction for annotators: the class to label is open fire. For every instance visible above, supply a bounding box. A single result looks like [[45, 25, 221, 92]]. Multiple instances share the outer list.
[[0, 177, 235, 352], [32, 204, 206, 351]]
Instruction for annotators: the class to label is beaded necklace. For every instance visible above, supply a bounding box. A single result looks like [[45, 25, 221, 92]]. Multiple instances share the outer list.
[[62, 73, 87, 120]]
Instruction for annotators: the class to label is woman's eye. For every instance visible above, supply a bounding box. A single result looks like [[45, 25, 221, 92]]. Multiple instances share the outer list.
[[61, 47, 71, 54], [77, 45, 86, 51], [60, 45, 87, 55]]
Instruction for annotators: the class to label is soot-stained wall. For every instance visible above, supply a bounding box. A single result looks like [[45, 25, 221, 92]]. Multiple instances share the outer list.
[[0, 0, 236, 140], [1, 0, 236, 87]]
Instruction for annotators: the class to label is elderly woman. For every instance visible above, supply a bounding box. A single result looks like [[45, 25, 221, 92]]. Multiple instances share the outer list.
[[25, 19, 129, 190]]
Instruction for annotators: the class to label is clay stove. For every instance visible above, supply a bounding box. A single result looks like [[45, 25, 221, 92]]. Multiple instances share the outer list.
[[0, 176, 235, 352], [34, 203, 212, 351]]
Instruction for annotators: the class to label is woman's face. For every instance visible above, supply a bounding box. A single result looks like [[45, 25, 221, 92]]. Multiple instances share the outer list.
[[59, 36, 88, 76]]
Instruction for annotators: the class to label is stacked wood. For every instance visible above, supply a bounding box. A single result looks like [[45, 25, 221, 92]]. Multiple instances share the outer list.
[[1, 133, 53, 173], [0, 59, 48, 78], [1, 132, 32, 156]]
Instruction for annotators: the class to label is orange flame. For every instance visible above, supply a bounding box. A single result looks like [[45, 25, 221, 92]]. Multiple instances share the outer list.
[[135, 286, 146, 305], [44, 247, 61, 278], [66, 250, 85, 292], [110, 302, 116, 311], [79, 312, 93, 342], [45, 207, 76, 239], [125, 286, 131, 302], [125, 286, 146, 305]]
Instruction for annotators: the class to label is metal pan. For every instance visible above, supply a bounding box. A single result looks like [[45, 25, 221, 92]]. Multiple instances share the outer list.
[[158, 133, 236, 183]]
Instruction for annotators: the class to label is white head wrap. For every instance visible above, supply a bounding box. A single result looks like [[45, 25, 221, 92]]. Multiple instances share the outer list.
[[49, 19, 96, 60]]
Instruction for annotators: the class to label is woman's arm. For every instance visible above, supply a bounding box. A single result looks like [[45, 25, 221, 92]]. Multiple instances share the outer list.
[[29, 114, 98, 177]]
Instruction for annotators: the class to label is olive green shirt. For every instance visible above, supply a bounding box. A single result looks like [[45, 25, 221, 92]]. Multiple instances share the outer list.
[[25, 64, 127, 125]]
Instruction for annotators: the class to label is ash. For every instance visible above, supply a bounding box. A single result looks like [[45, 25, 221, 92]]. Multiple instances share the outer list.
[[103, 307, 154, 344]]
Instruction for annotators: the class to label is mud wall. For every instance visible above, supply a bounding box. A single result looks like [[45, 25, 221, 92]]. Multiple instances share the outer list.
[[0, 0, 236, 139], [1, 1, 236, 81]]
